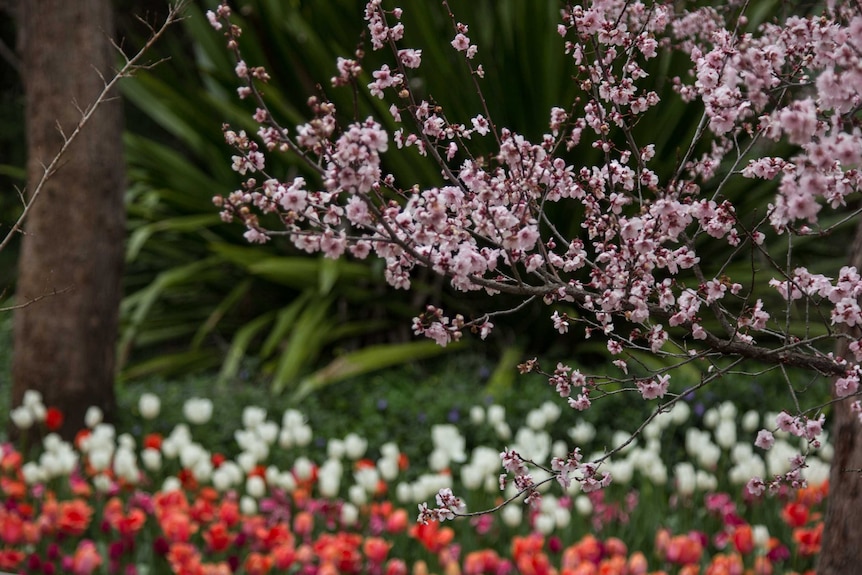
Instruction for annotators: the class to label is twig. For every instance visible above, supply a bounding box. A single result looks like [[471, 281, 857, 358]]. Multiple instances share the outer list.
[[0, 1, 189, 254]]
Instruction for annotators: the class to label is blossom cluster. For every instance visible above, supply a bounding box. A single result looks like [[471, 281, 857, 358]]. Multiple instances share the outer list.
[[207, 0, 862, 516]]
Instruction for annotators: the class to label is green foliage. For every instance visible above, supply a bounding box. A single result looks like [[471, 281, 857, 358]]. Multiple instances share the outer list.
[[119, 1, 452, 392], [119, 0, 842, 394], [118, 0, 596, 391]]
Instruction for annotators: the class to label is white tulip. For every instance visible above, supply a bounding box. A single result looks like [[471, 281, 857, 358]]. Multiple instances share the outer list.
[[192, 459, 213, 483], [212, 468, 232, 492], [378, 457, 399, 481], [501, 503, 522, 527], [355, 467, 380, 494], [380, 442, 400, 460], [432, 425, 466, 462], [696, 470, 718, 491], [55, 447, 78, 476], [240, 495, 257, 515], [541, 401, 561, 423], [278, 428, 294, 449], [526, 409, 547, 430], [246, 475, 266, 498], [554, 506, 572, 529], [696, 442, 721, 470], [807, 457, 830, 485], [162, 476, 182, 492], [535, 513, 555, 534], [114, 447, 139, 483], [647, 460, 668, 485], [293, 424, 312, 447], [469, 405, 485, 424], [258, 421, 280, 445], [552, 440, 569, 459], [569, 421, 596, 444], [10, 406, 34, 430], [89, 448, 112, 472], [343, 433, 367, 459], [265, 465, 280, 485], [30, 402, 46, 422], [610, 459, 634, 485], [179, 443, 207, 469], [141, 448, 162, 472], [242, 406, 267, 429], [183, 398, 213, 425], [671, 401, 691, 424], [282, 409, 305, 429], [742, 410, 760, 432], [718, 400, 738, 421], [486, 404, 506, 425], [22, 390, 43, 408], [293, 456, 314, 480], [643, 420, 663, 440], [21, 461, 44, 484], [341, 502, 359, 526], [574, 495, 593, 515], [42, 433, 62, 452], [715, 419, 737, 449], [460, 464, 482, 490], [138, 393, 161, 420], [428, 449, 450, 472], [703, 407, 719, 429], [85, 406, 103, 428], [348, 484, 367, 506], [396, 482, 414, 503], [613, 430, 636, 453], [278, 471, 296, 492], [95, 474, 115, 493], [237, 451, 258, 473], [484, 474, 498, 493], [327, 439, 346, 460], [318, 473, 341, 498]]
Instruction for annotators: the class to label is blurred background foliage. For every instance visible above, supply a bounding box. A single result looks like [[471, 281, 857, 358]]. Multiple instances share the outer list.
[[112, 0, 601, 396], [1, 0, 852, 400]]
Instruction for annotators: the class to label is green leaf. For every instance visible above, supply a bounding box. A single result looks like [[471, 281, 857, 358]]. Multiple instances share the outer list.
[[218, 311, 278, 384], [191, 278, 254, 350], [260, 292, 314, 358], [127, 214, 222, 262], [483, 345, 524, 400], [119, 258, 220, 369], [247, 257, 372, 290], [270, 297, 334, 394], [292, 340, 464, 402], [120, 350, 221, 381]]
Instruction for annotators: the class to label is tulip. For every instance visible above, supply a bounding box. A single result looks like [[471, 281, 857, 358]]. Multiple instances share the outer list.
[[182, 397, 213, 425], [138, 393, 161, 419]]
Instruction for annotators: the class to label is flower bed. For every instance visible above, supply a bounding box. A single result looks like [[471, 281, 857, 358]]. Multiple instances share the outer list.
[[1, 389, 827, 574]]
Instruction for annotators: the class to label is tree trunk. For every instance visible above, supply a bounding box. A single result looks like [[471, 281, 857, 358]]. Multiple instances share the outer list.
[[12, 0, 124, 439], [818, 216, 862, 574]]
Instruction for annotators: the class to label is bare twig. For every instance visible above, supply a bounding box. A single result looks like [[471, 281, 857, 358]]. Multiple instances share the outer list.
[[0, 1, 188, 254]]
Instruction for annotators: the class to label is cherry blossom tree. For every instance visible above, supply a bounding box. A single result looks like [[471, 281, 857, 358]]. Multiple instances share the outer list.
[[208, 1, 862, 572]]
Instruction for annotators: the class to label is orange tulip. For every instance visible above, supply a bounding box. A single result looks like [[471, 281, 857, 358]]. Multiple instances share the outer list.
[[732, 524, 754, 555]]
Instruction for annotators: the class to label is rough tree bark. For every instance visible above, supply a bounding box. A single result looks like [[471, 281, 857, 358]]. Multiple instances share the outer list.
[[12, 0, 124, 439], [819, 216, 862, 574]]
